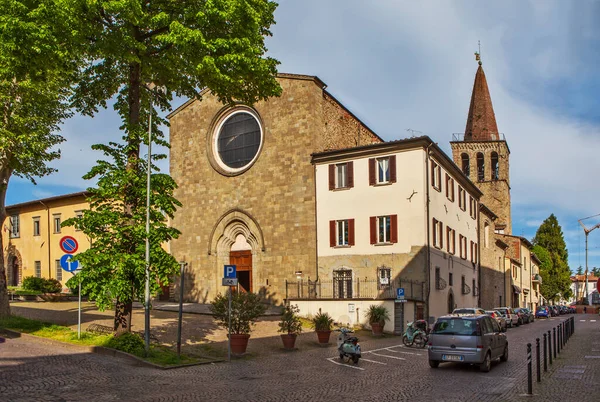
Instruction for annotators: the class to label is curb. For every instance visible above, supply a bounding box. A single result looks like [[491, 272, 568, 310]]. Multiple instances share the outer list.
[[0, 327, 224, 370]]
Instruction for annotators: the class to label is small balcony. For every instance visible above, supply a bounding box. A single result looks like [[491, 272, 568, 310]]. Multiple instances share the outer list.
[[532, 274, 542, 283], [436, 276, 447, 290], [462, 283, 471, 295]]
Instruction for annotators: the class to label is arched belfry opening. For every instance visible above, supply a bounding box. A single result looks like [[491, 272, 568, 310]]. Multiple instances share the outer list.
[[491, 152, 499, 180], [461, 153, 470, 177], [476, 152, 485, 182]]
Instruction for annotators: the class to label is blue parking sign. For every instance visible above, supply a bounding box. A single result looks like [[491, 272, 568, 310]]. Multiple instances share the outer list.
[[396, 288, 405, 299], [224, 265, 237, 278]]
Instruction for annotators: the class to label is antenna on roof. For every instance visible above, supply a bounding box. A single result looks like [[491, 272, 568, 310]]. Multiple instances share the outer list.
[[406, 128, 422, 138]]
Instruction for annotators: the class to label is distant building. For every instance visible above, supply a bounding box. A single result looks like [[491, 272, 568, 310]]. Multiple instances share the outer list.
[[570, 274, 599, 305], [2, 192, 90, 289]]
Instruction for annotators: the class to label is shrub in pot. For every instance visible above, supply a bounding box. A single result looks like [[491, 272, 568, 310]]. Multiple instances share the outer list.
[[366, 304, 390, 336], [278, 304, 303, 350], [311, 312, 334, 345], [210, 290, 266, 355]]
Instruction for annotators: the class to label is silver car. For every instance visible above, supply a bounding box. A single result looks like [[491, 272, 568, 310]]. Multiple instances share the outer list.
[[494, 307, 519, 328], [452, 307, 486, 315], [428, 314, 508, 372]]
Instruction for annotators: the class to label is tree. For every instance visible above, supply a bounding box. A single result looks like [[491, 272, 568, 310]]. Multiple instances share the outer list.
[[532, 214, 572, 302], [0, 0, 79, 318], [64, 0, 282, 332], [576, 266, 583, 275], [592, 267, 600, 277]]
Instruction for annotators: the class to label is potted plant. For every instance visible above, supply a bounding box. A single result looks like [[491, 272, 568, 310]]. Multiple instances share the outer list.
[[311, 311, 334, 345], [210, 290, 267, 355], [278, 304, 303, 350], [366, 304, 390, 336]]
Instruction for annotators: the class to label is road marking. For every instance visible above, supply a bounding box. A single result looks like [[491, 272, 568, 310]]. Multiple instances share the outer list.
[[360, 358, 387, 365], [366, 344, 407, 353], [326, 357, 364, 370], [591, 320, 597, 322], [384, 347, 422, 356], [580, 320, 586, 322], [584, 356, 600, 359], [366, 351, 406, 360]]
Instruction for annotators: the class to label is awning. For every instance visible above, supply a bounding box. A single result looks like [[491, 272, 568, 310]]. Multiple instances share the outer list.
[[512, 285, 522, 294]]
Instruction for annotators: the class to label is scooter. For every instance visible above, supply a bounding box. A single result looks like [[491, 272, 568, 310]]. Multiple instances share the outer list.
[[336, 327, 361, 364], [402, 320, 428, 348]]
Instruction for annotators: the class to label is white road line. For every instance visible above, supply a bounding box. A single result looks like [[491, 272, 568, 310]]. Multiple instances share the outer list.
[[326, 357, 365, 370], [580, 320, 586, 322], [360, 358, 387, 365], [584, 356, 600, 359], [591, 320, 597, 322], [366, 351, 406, 360], [385, 348, 422, 356], [367, 344, 407, 353]]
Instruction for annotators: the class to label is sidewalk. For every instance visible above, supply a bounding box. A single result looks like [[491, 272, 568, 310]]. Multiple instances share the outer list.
[[507, 316, 600, 401]]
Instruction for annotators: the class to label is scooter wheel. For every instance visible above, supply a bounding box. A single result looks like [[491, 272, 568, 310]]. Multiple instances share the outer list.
[[339, 354, 344, 360], [352, 356, 359, 364], [402, 335, 412, 347]]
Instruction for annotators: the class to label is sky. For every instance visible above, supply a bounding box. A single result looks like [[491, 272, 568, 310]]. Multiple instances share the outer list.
[[7, 1, 600, 272]]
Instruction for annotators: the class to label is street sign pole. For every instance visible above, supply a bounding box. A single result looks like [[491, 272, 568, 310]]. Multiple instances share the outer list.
[[177, 261, 187, 358], [228, 286, 232, 362]]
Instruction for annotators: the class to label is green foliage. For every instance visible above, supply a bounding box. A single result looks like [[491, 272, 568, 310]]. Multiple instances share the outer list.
[[22, 276, 46, 293], [576, 266, 584, 275], [63, 141, 182, 312], [106, 332, 145, 357], [278, 304, 303, 335], [21, 277, 62, 294], [533, 214, 572, 302], [210, 291, 266, 335], [365, 305, 390, 325], [311, 312, 334, 332]]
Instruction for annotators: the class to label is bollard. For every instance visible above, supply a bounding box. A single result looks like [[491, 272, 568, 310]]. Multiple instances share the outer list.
[[572, 316, 575, 334], [536, 338, 541, 382], [549, 330, 553, 364], [543, 333, 548, 372], [527, 343, 533, 395], [553, 327, 557, 359], [558, 323, 562, 352]]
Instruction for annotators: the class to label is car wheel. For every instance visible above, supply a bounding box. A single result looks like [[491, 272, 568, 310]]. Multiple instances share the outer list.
[[480, 352, 491, 372], [500, 345, 508, 362], [429, 360, 440, 368]]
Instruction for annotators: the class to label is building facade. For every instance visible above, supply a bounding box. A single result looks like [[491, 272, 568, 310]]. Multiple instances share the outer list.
[[2, 192, 90, 290], [168, 74, 382, 304]]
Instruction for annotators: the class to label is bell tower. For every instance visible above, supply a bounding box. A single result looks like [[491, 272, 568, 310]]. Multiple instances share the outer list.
[[450, 54, 511, 234]]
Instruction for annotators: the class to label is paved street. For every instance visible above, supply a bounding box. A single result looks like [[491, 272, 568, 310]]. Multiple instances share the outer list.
[[1, 314, 599, 402]]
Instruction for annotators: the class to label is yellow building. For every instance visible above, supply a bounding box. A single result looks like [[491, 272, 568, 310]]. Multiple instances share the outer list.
[[3, 192, 90, 289]]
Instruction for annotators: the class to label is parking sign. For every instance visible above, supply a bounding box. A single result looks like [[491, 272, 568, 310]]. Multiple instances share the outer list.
[[224, 265, 237, 278], [396, 288, 405, 299]]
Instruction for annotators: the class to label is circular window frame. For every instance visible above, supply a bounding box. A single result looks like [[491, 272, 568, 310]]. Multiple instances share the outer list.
[[207, 106, 264, 177]]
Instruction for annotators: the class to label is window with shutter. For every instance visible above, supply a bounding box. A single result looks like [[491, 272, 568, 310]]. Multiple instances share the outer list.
[[329, 164, 335, 190], [390, 155, 396, 183], [369, 158, 376, 185], [329, 220, 336, 247], [348, 219, 355, 246], [369, 216, 377, 244]]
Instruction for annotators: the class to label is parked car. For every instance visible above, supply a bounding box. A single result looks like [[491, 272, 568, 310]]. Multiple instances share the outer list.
[[549, 306, 559, 317], [495, 307, 519, 328], [535, 306, 550, 319], [486, 310, 507, 332], [428, 314, 508, 372], [453, 307, 487, 315], [515, 308, 534, 323]]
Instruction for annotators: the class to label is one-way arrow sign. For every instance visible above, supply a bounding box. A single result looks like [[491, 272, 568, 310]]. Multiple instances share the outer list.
[[222, 278, 238, 286]]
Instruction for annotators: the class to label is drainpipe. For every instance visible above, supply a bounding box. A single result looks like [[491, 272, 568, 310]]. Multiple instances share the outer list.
[[425, 143, 433, 322], [39, 201, 51, 278], [313, 162, 319, 283], [476, 205, 481, 307]]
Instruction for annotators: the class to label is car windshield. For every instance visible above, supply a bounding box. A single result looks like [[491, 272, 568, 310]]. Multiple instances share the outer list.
[[433, 318, 478, 336], [537, 307, 546, 311], [453, 309, 475, 314]]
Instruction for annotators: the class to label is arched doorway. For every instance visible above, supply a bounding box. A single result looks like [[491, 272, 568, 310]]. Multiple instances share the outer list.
[[447, 289, 455, 314], [6, 247, 22, 287], [230, 234, 252, 292]]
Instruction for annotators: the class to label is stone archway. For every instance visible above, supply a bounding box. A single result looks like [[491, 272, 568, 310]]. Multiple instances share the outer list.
[[5, 245, 22, 286]]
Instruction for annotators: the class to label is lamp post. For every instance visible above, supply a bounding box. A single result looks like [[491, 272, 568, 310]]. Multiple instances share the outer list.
[[578, 218, 600, 305], [144, 84, 154, 355]]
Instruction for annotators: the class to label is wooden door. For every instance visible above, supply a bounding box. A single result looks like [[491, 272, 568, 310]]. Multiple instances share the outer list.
[[230, 250, 252, 292]]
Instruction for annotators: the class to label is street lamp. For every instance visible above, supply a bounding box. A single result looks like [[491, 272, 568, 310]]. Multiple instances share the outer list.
[[578, 217, 600, 304], [144, 83, 164, 354]]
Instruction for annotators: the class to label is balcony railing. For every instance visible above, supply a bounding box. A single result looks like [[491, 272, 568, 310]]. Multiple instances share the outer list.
[[285, 277, 425, 301], [462, 283, 471, 295], [452, 133, 506, 142], [436, 276, 447, 290], [473, 286, 479, 297]]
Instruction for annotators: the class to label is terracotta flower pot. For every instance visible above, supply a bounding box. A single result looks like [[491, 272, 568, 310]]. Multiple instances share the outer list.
[[280, 334, 298, 350], [316, 330, 331, 345], [229, 333, 251, 355], [371, 322, 384, 336]]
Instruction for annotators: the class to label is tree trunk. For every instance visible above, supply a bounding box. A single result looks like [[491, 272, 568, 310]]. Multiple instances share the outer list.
[[0, 166, 12, 318], [114, 298, 133, 334]]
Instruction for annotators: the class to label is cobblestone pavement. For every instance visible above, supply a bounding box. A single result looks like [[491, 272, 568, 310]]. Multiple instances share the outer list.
[[1, 314, 598, 402]]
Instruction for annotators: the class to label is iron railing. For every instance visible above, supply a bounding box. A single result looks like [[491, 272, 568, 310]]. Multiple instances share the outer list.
[[436, 276, 447, 290], [473, 286, 479, 297], [462, 283, 471, 295], [286, 277, 425, 301]]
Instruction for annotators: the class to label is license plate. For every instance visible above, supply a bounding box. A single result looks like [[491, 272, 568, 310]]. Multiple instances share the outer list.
[[442, 354, 464, 361]]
